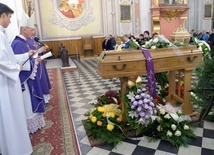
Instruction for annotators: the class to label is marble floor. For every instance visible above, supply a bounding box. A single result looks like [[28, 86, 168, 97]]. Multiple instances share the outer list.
[[47, 58, 214, 155]]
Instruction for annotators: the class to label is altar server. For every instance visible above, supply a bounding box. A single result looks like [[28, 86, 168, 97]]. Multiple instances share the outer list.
[[11, 11, 46, 134], [0, 3, 33, 155]]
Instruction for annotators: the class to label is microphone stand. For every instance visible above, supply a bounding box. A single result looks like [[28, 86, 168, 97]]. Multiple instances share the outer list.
[[22, 52, 35, 65]]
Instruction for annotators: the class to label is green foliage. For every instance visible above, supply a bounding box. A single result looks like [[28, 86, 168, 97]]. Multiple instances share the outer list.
[[129, 41, 139, 49], [155, 72, 168, 89], [155, 72, 169, 105], [192, 57, 214, 108]]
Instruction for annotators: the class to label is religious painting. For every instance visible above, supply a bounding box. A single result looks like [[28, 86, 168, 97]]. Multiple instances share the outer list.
[[120, 4, 132, 23], [22, 0, 35, 17], [48, 0, 95, 30], [57, 0, 85, 18], [37, 0, 103, 40], [204, 3, 213, 20]]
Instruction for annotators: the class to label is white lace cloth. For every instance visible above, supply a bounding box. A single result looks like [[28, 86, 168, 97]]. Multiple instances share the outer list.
[[27, 113, 45, 134]]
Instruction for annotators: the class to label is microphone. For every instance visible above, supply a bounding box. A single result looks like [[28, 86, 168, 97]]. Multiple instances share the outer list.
[[34, 37, 45, 47]]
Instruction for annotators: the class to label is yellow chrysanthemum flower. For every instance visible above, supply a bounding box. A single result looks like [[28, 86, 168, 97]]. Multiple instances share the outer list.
[[117, 116, 122, 123], [109, 112, 115, 118], [89, 114, 93, 119], [91, 116, 97, 123], [98, 106, 105, 112], [97, 121, 103, 126], [107, 123, 114, 131]]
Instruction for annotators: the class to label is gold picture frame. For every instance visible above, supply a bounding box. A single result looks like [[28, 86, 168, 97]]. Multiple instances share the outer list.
[[204, 2, 213, 20], [120, 4, 132, 23]]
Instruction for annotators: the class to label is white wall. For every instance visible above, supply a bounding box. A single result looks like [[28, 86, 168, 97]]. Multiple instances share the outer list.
[[139, 0, 151, 34], [186, 0, 213, 31]]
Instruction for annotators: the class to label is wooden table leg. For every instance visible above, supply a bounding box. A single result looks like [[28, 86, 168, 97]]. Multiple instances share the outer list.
[[167, 71, 176, 105], [182, 69, 193, 114], [119, 77, 128, 121]]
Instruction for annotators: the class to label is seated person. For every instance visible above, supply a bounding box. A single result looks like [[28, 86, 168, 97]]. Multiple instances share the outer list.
[[152, 32, 158, 39], [102, 36, 111, 51], [200, 30, 209, 42], [109, 35, 116, 50], [141, 31, 151, 45], [136, 34, 144, 46], [129, 35, 136, 41], [120, 34, 131, 49], [143, 30, 151, 41]]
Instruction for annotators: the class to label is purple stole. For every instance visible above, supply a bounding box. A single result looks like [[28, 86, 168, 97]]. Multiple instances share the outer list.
[[26, 38, 51, 94], [141, 49, 157, 99], [11, 36, 45, 113]]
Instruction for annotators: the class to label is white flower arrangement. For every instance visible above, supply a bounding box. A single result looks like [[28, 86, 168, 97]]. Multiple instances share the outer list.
[[142, 35, 170, 49], [175, 130, 181, 136], [164, 114, 171, 119], [184, 125, 189, 130], [171, 124, 177, 131], [159, 108, 165, 115], [193, 37, 211, 59], [166, 130, 173, 137], [138, 102, 196, 148]]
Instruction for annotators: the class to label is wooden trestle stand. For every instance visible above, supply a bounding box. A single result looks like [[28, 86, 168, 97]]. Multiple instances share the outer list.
[[97, 46, 202, 119]]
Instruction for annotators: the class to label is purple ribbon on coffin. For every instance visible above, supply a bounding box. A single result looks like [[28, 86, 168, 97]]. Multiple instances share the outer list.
[[141, 49, 157, 99]]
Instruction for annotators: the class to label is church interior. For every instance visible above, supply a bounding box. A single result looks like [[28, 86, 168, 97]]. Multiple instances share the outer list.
[[1, 0, 214, 155]]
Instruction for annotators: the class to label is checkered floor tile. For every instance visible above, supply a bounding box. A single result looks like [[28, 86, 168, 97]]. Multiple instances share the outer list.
[[62, 58, 214, 155]]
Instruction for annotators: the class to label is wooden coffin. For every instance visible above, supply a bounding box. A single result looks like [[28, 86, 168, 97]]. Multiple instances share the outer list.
[[97, 46, 202, 79]]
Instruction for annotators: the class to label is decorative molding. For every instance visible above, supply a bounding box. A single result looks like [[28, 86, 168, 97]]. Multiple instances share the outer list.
[[49, 0, 95, 30], [152, 16, 160, 34], [160, 7, 189, 22], [135, 17, 140, 35], [161, 10, 181, 22], [121, 23, 131, 35]]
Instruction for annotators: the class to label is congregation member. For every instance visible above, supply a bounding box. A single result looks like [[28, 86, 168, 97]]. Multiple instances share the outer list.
[[26, 28, 52, 104], [0, 3, 33, 155], [208, 29, 214, 56], [200, 30, 209, 42], [109, 34, 117, 50], [11, 12, 46, 134], [129, 35, 136, 41], [152, 32, 159, 39], [143, 30, 151, 41], [195, 30, 202, 40], [136, 33, 144, 46], [121, 34, 131, 49], [102, 35, 111, 51], [208, 29, 214, 43]]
